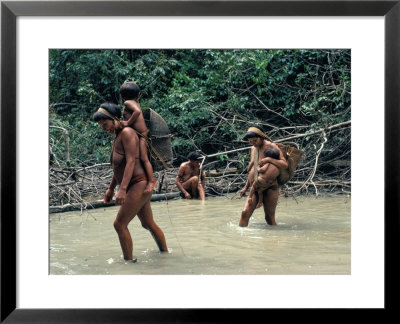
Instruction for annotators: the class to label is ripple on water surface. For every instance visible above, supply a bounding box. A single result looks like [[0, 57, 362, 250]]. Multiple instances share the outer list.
[[49, 195, 351, 275]]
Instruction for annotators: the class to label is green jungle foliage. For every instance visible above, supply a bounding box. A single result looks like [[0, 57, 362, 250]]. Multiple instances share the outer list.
[[49, 49, 350, 168]]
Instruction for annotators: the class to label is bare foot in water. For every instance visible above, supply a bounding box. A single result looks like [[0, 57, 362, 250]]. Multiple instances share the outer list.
[[144, 180, 157, 194]]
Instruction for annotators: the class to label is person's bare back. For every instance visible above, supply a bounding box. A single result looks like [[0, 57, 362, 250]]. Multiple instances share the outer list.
[[121, 100, 148, 135]]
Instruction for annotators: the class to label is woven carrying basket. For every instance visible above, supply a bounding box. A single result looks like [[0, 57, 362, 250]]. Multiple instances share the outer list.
[[276, 143, 304, 185], [143, 108, 173, 171]]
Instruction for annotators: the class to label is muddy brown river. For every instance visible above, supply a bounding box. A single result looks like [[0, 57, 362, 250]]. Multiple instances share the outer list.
[[49, 195, 350, 275]]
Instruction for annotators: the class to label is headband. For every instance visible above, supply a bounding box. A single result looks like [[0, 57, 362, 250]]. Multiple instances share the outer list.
[[97, 107, 119, 122]]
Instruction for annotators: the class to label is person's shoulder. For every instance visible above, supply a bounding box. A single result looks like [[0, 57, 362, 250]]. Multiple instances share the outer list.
[[120, 127, 138, 138], [264, 140, 276, 148], [267, 142, 282, 153], [179, 161, 189, 169], [271, 142, 281, 151], [124, 100, 140, 108], [124, 99, 136, 103], [177, 162, 188, 174]]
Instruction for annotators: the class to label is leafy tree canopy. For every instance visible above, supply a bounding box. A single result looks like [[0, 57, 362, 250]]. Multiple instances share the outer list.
[[49, 49, 350, 167]]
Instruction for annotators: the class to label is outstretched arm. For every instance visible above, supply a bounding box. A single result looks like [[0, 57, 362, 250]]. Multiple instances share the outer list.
[[247, 160, 254, 172], [200, 171, 206, 187], [240, 148, 255, 197], [247, 146, 255, 171]]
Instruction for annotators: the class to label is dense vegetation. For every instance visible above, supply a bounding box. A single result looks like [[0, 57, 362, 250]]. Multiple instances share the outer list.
[[49, 49, 351, 203]]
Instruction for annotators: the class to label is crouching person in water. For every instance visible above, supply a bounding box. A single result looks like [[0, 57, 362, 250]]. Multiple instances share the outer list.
[[175, 151, 206, 201], [93, 102, 168, 262], [239, 125, 288, 227]]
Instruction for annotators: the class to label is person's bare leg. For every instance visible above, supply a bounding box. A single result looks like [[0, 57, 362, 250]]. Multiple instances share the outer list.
[[262, 184, 279, 225], [113, 181, 148, 261], [182, 177, 198, 199], [239, 193, 258, 227], [138, 201, 168, 252], [240, 169, 253, 197], [139, 137, 156, 194], [248, 184, 256, 204], [255, 188, 265, 209], [190, 176, 199, 198]]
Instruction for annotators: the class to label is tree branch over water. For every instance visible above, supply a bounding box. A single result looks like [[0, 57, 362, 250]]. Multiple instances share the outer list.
[[49, 49, 351, 211], [49, 119, 351, 210]]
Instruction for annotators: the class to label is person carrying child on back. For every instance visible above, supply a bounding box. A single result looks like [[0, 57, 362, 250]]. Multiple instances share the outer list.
[[119, 81, 156, 193], [248, 147, 281, 209]]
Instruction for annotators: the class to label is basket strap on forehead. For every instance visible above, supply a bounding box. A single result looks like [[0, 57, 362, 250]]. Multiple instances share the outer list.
[[247, 127, 273, 142], [97, 107, 119, 122]]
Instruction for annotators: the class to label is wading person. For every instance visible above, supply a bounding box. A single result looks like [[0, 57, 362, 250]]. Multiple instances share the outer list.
[[248, 147, 281, 209], [239, 125, 288, 227], [93, 102, 168, 262], [119, 82, 156, 194], [175, 151, 206, 201]]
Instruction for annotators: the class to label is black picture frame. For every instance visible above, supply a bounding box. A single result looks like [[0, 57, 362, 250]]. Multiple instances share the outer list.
[[1, 0, 398, 322]]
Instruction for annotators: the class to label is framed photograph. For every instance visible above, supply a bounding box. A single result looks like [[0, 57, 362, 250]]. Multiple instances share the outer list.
[[2, 0, 399, 322]]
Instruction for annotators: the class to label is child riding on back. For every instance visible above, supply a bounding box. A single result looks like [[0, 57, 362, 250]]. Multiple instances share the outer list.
[[120, 82, 156, 193]]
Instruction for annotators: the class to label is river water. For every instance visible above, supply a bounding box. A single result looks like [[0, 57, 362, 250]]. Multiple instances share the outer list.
[[49, 195, 350, 275]]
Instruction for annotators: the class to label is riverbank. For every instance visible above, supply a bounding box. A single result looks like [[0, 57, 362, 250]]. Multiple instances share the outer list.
[[49, 188, 350, 214], [49, 191, 182, 214]]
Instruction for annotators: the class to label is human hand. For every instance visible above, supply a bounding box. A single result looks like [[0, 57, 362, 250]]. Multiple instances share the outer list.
[[120, 121, 129, 128], [104, 188, 114, 204], [259, 157, 271, 166], [240, 187, 247, 197], [184, 192, 191, 199], [116, 189, 127, 205]]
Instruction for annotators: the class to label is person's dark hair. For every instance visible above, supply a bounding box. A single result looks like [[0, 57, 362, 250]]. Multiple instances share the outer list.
[[264, 147, 280, 160], [243, 124, 264, 140], [187, 151, 202, 161], [92, 102, 121, 122], [120, 82, 141, 100]]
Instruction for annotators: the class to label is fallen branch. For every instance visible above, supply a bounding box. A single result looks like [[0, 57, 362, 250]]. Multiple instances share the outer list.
[[49, 192, 182, 214]]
